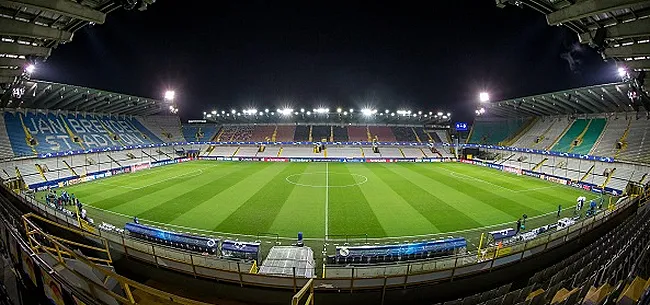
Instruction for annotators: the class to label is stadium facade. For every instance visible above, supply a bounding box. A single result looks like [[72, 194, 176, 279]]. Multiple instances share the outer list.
[[0, 1, 649, 305]]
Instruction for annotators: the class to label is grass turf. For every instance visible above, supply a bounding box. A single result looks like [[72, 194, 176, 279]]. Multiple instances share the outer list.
[[45, 160, 593, 243]]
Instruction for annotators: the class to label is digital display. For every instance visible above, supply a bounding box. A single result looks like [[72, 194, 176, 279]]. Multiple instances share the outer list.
[[455, 122, 469, 131]]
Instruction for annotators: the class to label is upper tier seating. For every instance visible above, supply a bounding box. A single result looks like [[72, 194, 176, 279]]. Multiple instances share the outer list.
[[468, 118, 526, 145], [274, 125, 296, 142], [348, 127, 368, 142], [434, 130, 449, 143], [217, 126, 254, 142], [293, 126, 309, 141], [617, 118, 650, 164], [591, 117, 629, 157], [137, 115, 184, 142], [414, 127, 430, 143], [312, 126, 330, 142], [368, 126, 396, 142], [333, 126, 348, 141], [4, 112, 161, 156], [512, 117, 555, 148], [551, 118, 607, 154], [391, 127, 418, 142], [250, 126, 275, 142], [182, 125, 218, 142]]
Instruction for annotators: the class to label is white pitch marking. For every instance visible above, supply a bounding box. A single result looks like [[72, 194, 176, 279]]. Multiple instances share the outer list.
[[94, 169, 204, 190], [325, 162, 329, 240]]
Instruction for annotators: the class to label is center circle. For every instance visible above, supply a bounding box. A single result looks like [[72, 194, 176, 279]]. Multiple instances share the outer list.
[[285, 172, 368, 188]]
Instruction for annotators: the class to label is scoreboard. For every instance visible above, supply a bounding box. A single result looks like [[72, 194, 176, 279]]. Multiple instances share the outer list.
[[455, 122, 469, 131]]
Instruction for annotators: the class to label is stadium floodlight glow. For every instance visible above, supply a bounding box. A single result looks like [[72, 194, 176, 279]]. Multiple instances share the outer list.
[[25, 64, 36, 74], [278, 108, 293, 116], [442, 115, 448, 119], [396, 110, 407, 115], [437, 111, 443, 116], [618, 67, 628, 78], [265, 108, 269, 113], [231, 109, 236, 114], [242, 108, 257, 115], [337, 108, 342, 113], [447, 112, 451, 116], [314, 108, 328, 114], [429, 111, 433, 115], [385, 109, 389, 113], [164, 90, 176, 101], [206, 114, 212, 118], [211, 110, 217, 115], [479, 92, 490, 103], [294, 111, 299, 115], [306, 111, 312, 115], [349, 108, 354, 113], [361, 108, 377, 116], [418, 111, 422, 115], [343, 111, 348, 115], [221, 111, 225, 114], [424, 114, 428, 117], [391, 112, 395, 117], [300, 108, 305, 113]]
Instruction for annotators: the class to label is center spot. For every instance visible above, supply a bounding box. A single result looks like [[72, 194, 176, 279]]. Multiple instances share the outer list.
[[285, 172, 368, 188]]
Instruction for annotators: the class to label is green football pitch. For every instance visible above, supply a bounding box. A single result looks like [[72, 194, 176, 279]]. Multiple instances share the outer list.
[[43, 160, 594, 243]]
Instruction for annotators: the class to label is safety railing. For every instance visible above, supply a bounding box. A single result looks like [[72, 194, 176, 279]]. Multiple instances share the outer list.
[[9, 182, 642, 291]]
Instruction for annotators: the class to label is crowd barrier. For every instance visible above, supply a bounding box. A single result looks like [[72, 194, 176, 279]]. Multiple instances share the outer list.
[[8, 177, 641, 290]]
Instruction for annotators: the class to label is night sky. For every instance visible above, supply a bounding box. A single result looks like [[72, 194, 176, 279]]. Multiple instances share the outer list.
[[35, 0, 620, 122]]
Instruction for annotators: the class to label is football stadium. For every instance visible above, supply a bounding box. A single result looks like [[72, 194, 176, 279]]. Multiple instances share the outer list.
[[0, 1, 650, 305]]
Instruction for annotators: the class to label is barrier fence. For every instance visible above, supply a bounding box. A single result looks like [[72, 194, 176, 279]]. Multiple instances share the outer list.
[[12, 183, 642, 291]]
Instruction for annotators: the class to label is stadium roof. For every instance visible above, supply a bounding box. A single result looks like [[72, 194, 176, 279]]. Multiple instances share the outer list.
[[0, 0, 154, 100], [203, 108, 452, 125], [483, 82, 644, 117], [496, 0, 650, 74], [4, 79, 165, 116]]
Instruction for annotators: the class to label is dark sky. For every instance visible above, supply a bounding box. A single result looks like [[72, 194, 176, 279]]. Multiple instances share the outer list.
[[35, 0, 619, 122]]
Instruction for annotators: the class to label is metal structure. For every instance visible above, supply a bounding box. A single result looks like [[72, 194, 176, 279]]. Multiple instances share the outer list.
[[8, 79, 165, 115], [483, 81, 647, 117], [0, 0, 155, 106], [495, 0, 650, 73]]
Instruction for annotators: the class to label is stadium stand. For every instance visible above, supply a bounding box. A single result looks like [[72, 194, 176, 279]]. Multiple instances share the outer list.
[[333, 126, 349, 141], [0, 114, 15, 160], [182, 124, 218, 142], [274, 125, 296, 142], [326, 145, 364, 157], [311, 125, 330, 142], [234, 146, 259, 157], [281, 145, 319, 157], [402, 147, 427, 158], [250, 125, 275, 142], [380, 147, 403, 158], [551, 118, 607, 154], [3, 111, 162, 156], [348, 126, 368, 142], [433, 130, 450, 143], [391, 126, 418, 142], [468, 118, 527, 145], [257, 145, 280, 157], [217, 126, 254, 142], [591, 117, 630, 158], [208, 145, 239, 156], [414, 127, 430, 143], [617, 118, 650, 164], [293, 125, 310, 141], [137, 115, 184, 142], [368, 126, 397, 142]]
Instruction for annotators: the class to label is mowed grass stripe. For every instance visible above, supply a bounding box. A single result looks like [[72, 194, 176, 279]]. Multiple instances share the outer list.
[[75, 162, 225, 210], [214, 163, 310, 235], [328, 163, 386, 237], [368, 164, 482, 233], [444, 163, 587, 205], [110, 163, 251, 216], [268, 163, 327, 237], [135, 162, 274, 222], [352, 163, 441, 236], [405, 163, 546, 217], [384, 164, 512, 225], [64, 162, 205, 200], [169, 162, 293, 230]]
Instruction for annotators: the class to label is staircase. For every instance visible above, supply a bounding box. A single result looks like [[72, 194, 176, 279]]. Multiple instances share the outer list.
[[546, 120, 574, 151], [614, 119, 633, 158], [308, 126, 313, 142], [35, 164, 47, 181], [500, 153, 516, 164], [411, 127, 422, 143], [277, 147, 283, 157], [232, 146, 241, 157], [271, 126, 278, 142], [580, 165, 595, 182], [398, 148, 406, 157], [141, 150, 157, 162], [366, 126, 373, 142], [107, 154, 122, 167], [601, 168, 616, 188], [531, 120, 557, 148], [0, 114, 15, 159], [330, 126, 334, 142], [214, 127, 225, 141], [62, 160, 78, 177], [567, 119, 593, 153], [532, 158, 548, 172], [500, 117, 537, 146]]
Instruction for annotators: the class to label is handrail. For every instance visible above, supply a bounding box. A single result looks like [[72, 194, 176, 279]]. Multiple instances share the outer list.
[[292, 279, 314, 305]]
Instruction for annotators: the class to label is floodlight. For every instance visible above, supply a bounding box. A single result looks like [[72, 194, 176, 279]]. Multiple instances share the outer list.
[[164, 90, 175, 101], [391, 112, 395, 117], [265, 108, 269, 113], [424, 114, 428, 117], [361, 108, 374, 116], [278, 108, 293, 116], [315, 108, 328, 114], [211, 110, 217, 115], [349, 109, 354, 113], [300, 108, 305, 113], [306, 111, 311, 115], [437, 112, 443, 116], [25, 64, 36, 74], [231, 109, 236, 114], [221, 111, 225, 114], [337, 108, 342, 113], [447, 113, 451, 116], [618, 67, 627, 78], [385, 109, 389, 113], [206, 114, 212, 118], [429, 112, 433, 115], [479, 92, 490, 103], [442, 115, 448, 119], [418, 111, 422, 115], [343, 111, 348, 115]]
